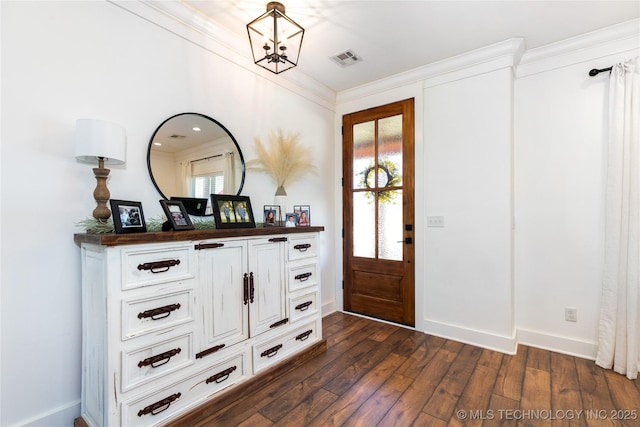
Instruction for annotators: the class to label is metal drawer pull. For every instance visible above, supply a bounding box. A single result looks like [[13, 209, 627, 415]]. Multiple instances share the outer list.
[[294, 243, 311, 251], [137, 392, 181, 417], [138, 303, 181, 320], [138, 348, 182, 368], [249, 272, 255, 303], [260, 344, 283, 358], [137, 259, 180, 273], [269, 237, 288, 242], [269, 318, 289, 329], [206, 366, 237, 384], [295, 330, 313, 341], [195, 344, 226, 359], [295, 301, 313, 311], [294, 272, 312, 281], [194, 242, 224, 250], [243, 273, 249, 305]]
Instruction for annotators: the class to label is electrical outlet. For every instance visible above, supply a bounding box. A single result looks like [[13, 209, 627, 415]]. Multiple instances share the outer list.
[[565, 307, 577, 322]]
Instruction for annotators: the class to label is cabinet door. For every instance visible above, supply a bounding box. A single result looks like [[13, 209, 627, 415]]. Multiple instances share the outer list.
[[197, 240, 249, 356], [248, 238, 287, 336]]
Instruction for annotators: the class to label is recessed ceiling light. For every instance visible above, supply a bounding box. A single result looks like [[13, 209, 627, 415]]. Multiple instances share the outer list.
[[193, 127, 201, 132]]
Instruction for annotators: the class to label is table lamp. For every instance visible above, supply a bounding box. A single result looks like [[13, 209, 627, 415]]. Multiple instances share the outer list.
[[75, 118, 126, 221]]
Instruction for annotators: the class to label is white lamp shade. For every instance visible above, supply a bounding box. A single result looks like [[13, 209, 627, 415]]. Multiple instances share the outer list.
[[75, 118, 126, 165]]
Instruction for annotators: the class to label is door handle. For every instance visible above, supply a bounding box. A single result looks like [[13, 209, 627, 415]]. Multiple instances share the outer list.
[[397, 237, 412, 244]]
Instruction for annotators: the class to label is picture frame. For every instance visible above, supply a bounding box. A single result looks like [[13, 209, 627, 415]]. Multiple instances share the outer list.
[[211, 195, 256, 229], [263, 205, 281, 227], [293, 205, 311, 227], [170, 196, 208, 216], [160, 199, 195, 231], [284, 212, 298, 228], [110, 199, 147, 234]]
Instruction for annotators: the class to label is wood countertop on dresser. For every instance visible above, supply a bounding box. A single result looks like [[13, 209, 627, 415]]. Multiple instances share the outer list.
[[74, 226, 325, 246]]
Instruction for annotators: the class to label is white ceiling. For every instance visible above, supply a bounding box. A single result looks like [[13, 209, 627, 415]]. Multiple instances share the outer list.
[[180, 1, 639, 92]]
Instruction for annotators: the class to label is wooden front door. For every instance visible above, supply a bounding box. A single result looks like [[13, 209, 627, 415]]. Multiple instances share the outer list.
[[342, 98, 415, 326]]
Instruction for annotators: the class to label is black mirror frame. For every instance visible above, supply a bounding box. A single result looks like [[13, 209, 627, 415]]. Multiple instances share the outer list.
[[147, 112, 246, 216]]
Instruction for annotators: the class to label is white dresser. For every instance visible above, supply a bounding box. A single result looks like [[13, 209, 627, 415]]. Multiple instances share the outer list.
[[74, 227, 324, 427]]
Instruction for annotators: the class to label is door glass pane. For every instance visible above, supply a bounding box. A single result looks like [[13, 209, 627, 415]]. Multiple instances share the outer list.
[[378, 190, 403, 260], [378, 115, 402, 187], [353, 121, 375, 189], [353, 191, 375, 258]]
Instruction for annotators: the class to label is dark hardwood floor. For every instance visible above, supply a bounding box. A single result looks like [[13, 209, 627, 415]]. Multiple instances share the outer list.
[[173, 312, 640, 426]]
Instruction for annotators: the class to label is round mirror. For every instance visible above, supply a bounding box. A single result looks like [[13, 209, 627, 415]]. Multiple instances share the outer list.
[[147, 113, 245, 216]]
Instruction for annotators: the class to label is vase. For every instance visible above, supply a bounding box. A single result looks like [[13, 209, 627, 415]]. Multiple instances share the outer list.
[[274, 186, 288, 213]]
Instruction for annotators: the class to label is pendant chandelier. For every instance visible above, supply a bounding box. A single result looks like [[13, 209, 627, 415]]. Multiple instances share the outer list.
[[246, 2, 304, 74]]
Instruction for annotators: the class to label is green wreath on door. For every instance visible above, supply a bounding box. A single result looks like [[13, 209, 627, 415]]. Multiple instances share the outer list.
[[359, 158, 401, 203]]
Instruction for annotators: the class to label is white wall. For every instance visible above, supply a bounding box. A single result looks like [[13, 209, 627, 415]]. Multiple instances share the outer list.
[[423, 66, 515, 352], [0, 2, 335, 426], [336, 41, 522, 353], [514, 35, 640, 357], [335, 22, 639, 358]]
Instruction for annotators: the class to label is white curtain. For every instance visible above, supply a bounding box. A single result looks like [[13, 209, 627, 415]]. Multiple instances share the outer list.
[[596, 57, 640, 380], [180, 161, 193, 197], [222, 152, 235, 194]]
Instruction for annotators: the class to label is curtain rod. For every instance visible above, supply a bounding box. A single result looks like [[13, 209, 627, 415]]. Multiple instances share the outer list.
[[589, 66, 612, 77], [190, 151, 234, 164], [191, 153, 222, 163]]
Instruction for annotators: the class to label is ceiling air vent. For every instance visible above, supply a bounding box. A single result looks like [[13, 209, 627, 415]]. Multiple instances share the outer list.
[[169, 134, 186, 139], [331, 49, 362, 67]]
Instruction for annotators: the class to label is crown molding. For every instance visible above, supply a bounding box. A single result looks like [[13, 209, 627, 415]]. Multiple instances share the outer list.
[[108, 0, 336, 110], [517, 18, 640, 78], [337, 38, 525, 104]]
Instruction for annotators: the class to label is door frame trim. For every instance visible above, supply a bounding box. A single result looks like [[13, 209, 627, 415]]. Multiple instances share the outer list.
[[341, 97, 416, 326], [334, 89, 426, 330]]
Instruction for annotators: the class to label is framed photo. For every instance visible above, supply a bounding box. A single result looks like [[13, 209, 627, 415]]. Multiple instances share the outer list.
[[211, 195, 256, 229], [110, 199, 147, 234], [263, 205, 281, 227], [284, 212, 298, 228], [293, 205, 311, 227], [170, 196, 208, 216], [160, 199, 195, 231]]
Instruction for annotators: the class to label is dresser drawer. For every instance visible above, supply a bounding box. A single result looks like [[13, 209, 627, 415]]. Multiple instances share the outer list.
[[122, 245, 194, 290], [289, 290, 319, 323], [122, 333, 194, 393], [253, 319, 320, 373], [287, 234, 318, 261], [122, 289, 194, 340], [288, 260, 318, 292], [122, 347, 250, 427]]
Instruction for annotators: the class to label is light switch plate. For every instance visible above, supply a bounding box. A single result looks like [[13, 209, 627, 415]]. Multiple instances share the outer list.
[[427, 216, 444, 227]]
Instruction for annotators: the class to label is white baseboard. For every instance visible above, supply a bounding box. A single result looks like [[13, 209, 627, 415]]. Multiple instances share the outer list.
[[423, 319, 518, 355], [16, 401, 80, 427], [322, 300, 337, 317], [517, 329, 597, 360]]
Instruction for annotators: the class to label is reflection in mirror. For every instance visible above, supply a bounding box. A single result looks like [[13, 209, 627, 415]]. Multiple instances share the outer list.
[[147, 113, 245, 216]]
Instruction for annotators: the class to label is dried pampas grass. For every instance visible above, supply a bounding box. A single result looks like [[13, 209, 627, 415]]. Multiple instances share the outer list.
[[247, 129, 317, 188]]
